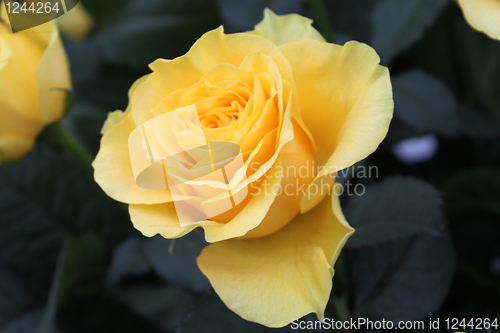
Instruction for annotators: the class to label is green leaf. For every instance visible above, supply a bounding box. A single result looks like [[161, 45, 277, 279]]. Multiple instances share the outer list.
[[44, 122, 94, 172], [442, 169, 500, 272], [0, 150, 64, 330], [62, 102, 109, 156], [345, 176, 444, 247], [457, 105, 500, 139], [108, 232, 210, 293], [218, 0, 305, 32], [144, 232, 211, 293], [177, 293, 303, 333], [0, 309, 43, 333], [324, 0, 374, 44], [80, 0, 129, 23], [349, 233, 455, 321], [36, 234, 107, 333], [112, 284, 195, 332], [0, 145, 121, 238], [451, 220, 500, 274], [412, 4, 500, 120], [64, 40, 101, 92], [454, 11, 500, 119], [392, 69, 459, 136], [92, 0, 220, 68], [117, 0, 219, 19], [58, 294, 162, 333], [56, 234, 107, 307], [0, 264, 46, 330], [72, 62, 142, 112], [64, 34, 146, 113], [107, 238, 151, 286], [442, 169, 500, 219], [0, 146, 131, 331], [61, 89, 75, 117], [411, 3, 459, 94], [370, 0, 448, 63]]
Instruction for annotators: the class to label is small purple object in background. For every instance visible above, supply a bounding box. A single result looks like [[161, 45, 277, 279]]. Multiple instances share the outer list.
[[392, 134, 439, 164]]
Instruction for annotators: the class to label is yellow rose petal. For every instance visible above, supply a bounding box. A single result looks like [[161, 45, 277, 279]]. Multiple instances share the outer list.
[[0, 102, 42, 146], [36, 21, 72, 124], [1, 3, 8, 23], [101, 110, 127, 135], [93, 111, 173, 205], [457, 0, 500, 41], [0, 135, 35, 162], [130, 71, 174, 126], [133, 26, 283, 127], [279, 39, 393, 213], [250, 8, 326, 46], [94, 75, 171, 204], [240, 125, 315, 239], [129, 158, 284, 242], [0, 30, 44, 150], [0, 3, 72, 160], [0, 20, 42, 123], [129, 202, 197, 239], [57, 2, 95, 41], [101, 76, 148, 135], [197, 192, 354, 327], [0, 8, 72, 161]]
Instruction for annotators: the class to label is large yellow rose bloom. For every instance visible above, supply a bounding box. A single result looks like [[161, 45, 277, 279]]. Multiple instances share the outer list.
[[94, 9, 393, 327], [0, 5, 71, 162], [457, 0, 500, 41]]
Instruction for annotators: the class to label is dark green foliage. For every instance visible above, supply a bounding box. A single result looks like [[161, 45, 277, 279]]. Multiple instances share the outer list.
[[2, 0, 500, 332], [345, 176, 444, 247]]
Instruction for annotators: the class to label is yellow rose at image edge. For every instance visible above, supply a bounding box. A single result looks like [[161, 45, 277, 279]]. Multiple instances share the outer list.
[[457, 0, 500, 41], [56, 1, 95, 41], [93, 9, 393, 327], [0, 4, 72, 162]]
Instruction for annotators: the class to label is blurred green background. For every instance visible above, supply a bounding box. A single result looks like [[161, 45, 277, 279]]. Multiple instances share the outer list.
[[1, 0, 499, 332]]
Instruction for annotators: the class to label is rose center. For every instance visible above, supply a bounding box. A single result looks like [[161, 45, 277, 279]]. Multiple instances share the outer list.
[[180, 79, 252, 131]]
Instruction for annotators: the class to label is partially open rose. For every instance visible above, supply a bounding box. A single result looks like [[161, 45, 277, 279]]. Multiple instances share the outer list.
[[0, 5, 71, 162], [93, 9, 393, 327]]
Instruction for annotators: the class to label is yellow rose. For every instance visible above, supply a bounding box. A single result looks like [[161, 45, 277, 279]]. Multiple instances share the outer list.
[[457, 0, 500, 41], [93, 9, 393, 327], [56, 2, 94, 41], [0, 5, 71, 162]]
